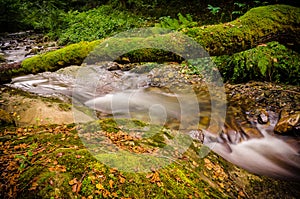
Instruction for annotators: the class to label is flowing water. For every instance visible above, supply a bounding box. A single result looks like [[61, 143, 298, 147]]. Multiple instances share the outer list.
[[2, 34, 300, 180]]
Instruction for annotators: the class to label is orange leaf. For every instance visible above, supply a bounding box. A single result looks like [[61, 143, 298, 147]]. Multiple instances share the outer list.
[[150, 172, 160, 183], [69, 178, 78, 186], [258, 43, 267, 47], [103, 189, 110, 198], [72, 184, 77, 193], [76, 182, 82, 193], [110, 168, 117, 173], [28, 182, 38, 191], [119, 176, 126, 184], [146, 173, 153, 179], [48, 167, 56, 172], [109, 180, 114, 188]]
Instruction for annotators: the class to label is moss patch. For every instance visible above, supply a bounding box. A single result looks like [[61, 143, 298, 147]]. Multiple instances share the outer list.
[[1, 119, 299, 198], [213, 41, 300, 85]]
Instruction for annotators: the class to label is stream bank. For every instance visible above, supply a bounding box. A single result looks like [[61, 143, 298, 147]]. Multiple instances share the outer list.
[[0, 29, 299, 198]]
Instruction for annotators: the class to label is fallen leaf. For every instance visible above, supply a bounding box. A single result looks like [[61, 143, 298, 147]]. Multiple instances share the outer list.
[[56, 152, 63, 158], [72, 184, 77, 193], [48, 167, 55, 172], [96, 183, 104, 190], [103, 189, 110, 197], [258, 43, 267, 47], [109, 180, 114, 188], [28, 182, 38, 190], [69, 178, 78, 186], [119, 176, 126, 184], [146, 173, 153, 179], [150, 172, 160, 183], [76, 182, 82, 193]]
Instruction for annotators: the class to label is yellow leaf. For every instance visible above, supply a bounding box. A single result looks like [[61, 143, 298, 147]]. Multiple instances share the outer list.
[[96, 183, 104, 190]]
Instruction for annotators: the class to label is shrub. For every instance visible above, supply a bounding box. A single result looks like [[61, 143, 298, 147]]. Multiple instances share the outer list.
[[58, 5, 146, 44]]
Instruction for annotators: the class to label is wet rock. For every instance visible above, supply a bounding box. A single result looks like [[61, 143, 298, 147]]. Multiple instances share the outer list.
[[106, 62, 121, 71], [0, 108, 14, 126], [274, 110, 300, 135], [258, 110, 269, 124]]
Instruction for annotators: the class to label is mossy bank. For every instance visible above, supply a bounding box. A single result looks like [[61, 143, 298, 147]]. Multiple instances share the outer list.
[[1, 119, 299, 198]]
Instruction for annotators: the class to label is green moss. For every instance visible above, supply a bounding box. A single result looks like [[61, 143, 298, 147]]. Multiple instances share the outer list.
[[2, 119, 300, 198], [0, 53, 5, 62], [183, 5, 300, 56], [213, 41, 300, 85], [0, 108, 14, 128], [20, 40, 100, 74]]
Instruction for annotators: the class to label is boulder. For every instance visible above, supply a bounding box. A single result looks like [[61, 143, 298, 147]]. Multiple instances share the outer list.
[[274, 110, 300, 135]]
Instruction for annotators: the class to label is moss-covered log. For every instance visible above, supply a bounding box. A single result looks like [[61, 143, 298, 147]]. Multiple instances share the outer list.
[[183, 4, 300, 56]]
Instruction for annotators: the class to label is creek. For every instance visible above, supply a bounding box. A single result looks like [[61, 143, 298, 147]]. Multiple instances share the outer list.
[[1, 32, 300, 180]]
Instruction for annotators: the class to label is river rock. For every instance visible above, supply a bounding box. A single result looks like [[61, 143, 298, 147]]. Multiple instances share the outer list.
[[257, 109, 269, 124], [0, 108, 14, 126], [274, 110, 300, 135]]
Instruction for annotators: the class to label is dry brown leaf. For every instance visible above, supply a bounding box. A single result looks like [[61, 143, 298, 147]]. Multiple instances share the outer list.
[[72, 184, 77, 193], [76, 182, 82, 193]]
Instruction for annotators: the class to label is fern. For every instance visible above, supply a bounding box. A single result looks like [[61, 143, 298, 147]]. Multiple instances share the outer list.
[[156, 13, 197, 30]]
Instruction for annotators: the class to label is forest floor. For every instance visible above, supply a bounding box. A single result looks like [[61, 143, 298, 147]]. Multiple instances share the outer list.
[[1, 81, 299, 198]]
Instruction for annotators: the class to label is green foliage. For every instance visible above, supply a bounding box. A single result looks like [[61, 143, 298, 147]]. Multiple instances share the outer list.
[[214, 42, 300, 85], [155, 13, 198, 30], [231, 2, 249, 17], [207, 4, 221, 15], [0, 0, 28, 32], [58, 5, 146, 44]]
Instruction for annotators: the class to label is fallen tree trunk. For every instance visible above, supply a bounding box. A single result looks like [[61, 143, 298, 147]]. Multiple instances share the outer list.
[[183, 4, 300, 56]]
